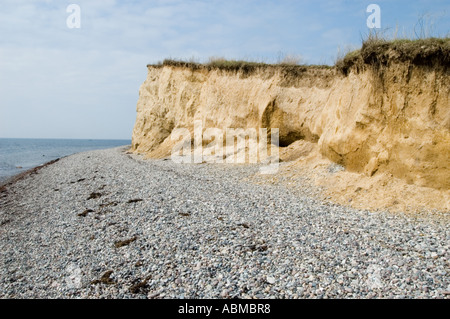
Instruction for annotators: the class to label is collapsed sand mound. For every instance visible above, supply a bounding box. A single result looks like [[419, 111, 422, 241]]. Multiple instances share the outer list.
[[260, 141, 449, 213]]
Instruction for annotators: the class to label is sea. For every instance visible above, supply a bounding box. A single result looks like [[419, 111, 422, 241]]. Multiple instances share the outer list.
[[0, 138, 131, 183]]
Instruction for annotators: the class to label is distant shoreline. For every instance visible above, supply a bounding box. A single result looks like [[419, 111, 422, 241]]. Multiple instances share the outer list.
[[0, 138, 131, 186], [0, 157, 62, 192], [0, 143, 132, 191]]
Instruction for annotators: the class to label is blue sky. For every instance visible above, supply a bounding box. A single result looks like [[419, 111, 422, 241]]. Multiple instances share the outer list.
[[0, 0, 448, 139]]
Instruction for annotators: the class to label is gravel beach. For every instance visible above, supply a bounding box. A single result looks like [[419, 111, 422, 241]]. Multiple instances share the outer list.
[[0, 146, 449, 299]]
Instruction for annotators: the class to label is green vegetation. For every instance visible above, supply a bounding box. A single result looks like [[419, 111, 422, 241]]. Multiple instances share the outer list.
[[336, 34, 449, 75], [149, 56, 332, 76], [149, 35, 449, 77]]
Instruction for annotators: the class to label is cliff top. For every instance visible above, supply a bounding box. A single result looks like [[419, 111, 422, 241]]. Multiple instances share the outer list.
[[337, 37, 450, 75], [148, 37, 450, 76], [148, 59, 333, 77]]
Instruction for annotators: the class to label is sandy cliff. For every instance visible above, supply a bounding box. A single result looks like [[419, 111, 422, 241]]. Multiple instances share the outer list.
[[131, 45, 449, 196]]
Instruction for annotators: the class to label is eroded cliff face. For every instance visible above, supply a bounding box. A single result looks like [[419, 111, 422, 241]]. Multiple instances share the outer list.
[[131, 63, 449, 190]]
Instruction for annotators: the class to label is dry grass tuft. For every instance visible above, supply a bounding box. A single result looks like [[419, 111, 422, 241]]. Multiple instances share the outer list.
[[336, 33, 449, 75], [149, 34, 449, 77]]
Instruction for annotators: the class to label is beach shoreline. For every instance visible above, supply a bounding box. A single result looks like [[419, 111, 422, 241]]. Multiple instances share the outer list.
[[0, 158, 62, 192], [0, 138, 132, 186], [0, 146, 448, 299]]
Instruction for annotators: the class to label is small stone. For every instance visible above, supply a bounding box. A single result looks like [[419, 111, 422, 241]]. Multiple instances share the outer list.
[[193, 262, 201, 271]]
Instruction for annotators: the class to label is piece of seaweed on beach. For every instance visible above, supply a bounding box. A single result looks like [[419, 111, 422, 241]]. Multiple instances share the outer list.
[[87, 192, 102, 200], [127, 198, 143, 204], [114, 236, 138, 248], [99, 201, 118, 208], [179, 212, 191, 217], [78, 209, 94, 217], [129, 275, 152, 294], [91, 270, 115, 285], [0, 219, 11, 226]]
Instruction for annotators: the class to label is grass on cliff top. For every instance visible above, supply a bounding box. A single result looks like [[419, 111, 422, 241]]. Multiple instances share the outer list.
[[148, 37, 449, 76], [336, 36, 450, 75], [149, 57, 332, 75]]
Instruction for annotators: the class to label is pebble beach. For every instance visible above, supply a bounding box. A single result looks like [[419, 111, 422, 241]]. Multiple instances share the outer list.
[[0, 146, 449, 299]]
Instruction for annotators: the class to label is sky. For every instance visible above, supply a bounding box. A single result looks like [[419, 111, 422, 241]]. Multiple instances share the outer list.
[[0, 0, 449, 140]]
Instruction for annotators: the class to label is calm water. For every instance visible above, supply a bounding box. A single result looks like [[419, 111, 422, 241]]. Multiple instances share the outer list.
[[0, 138, 131, 182]]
